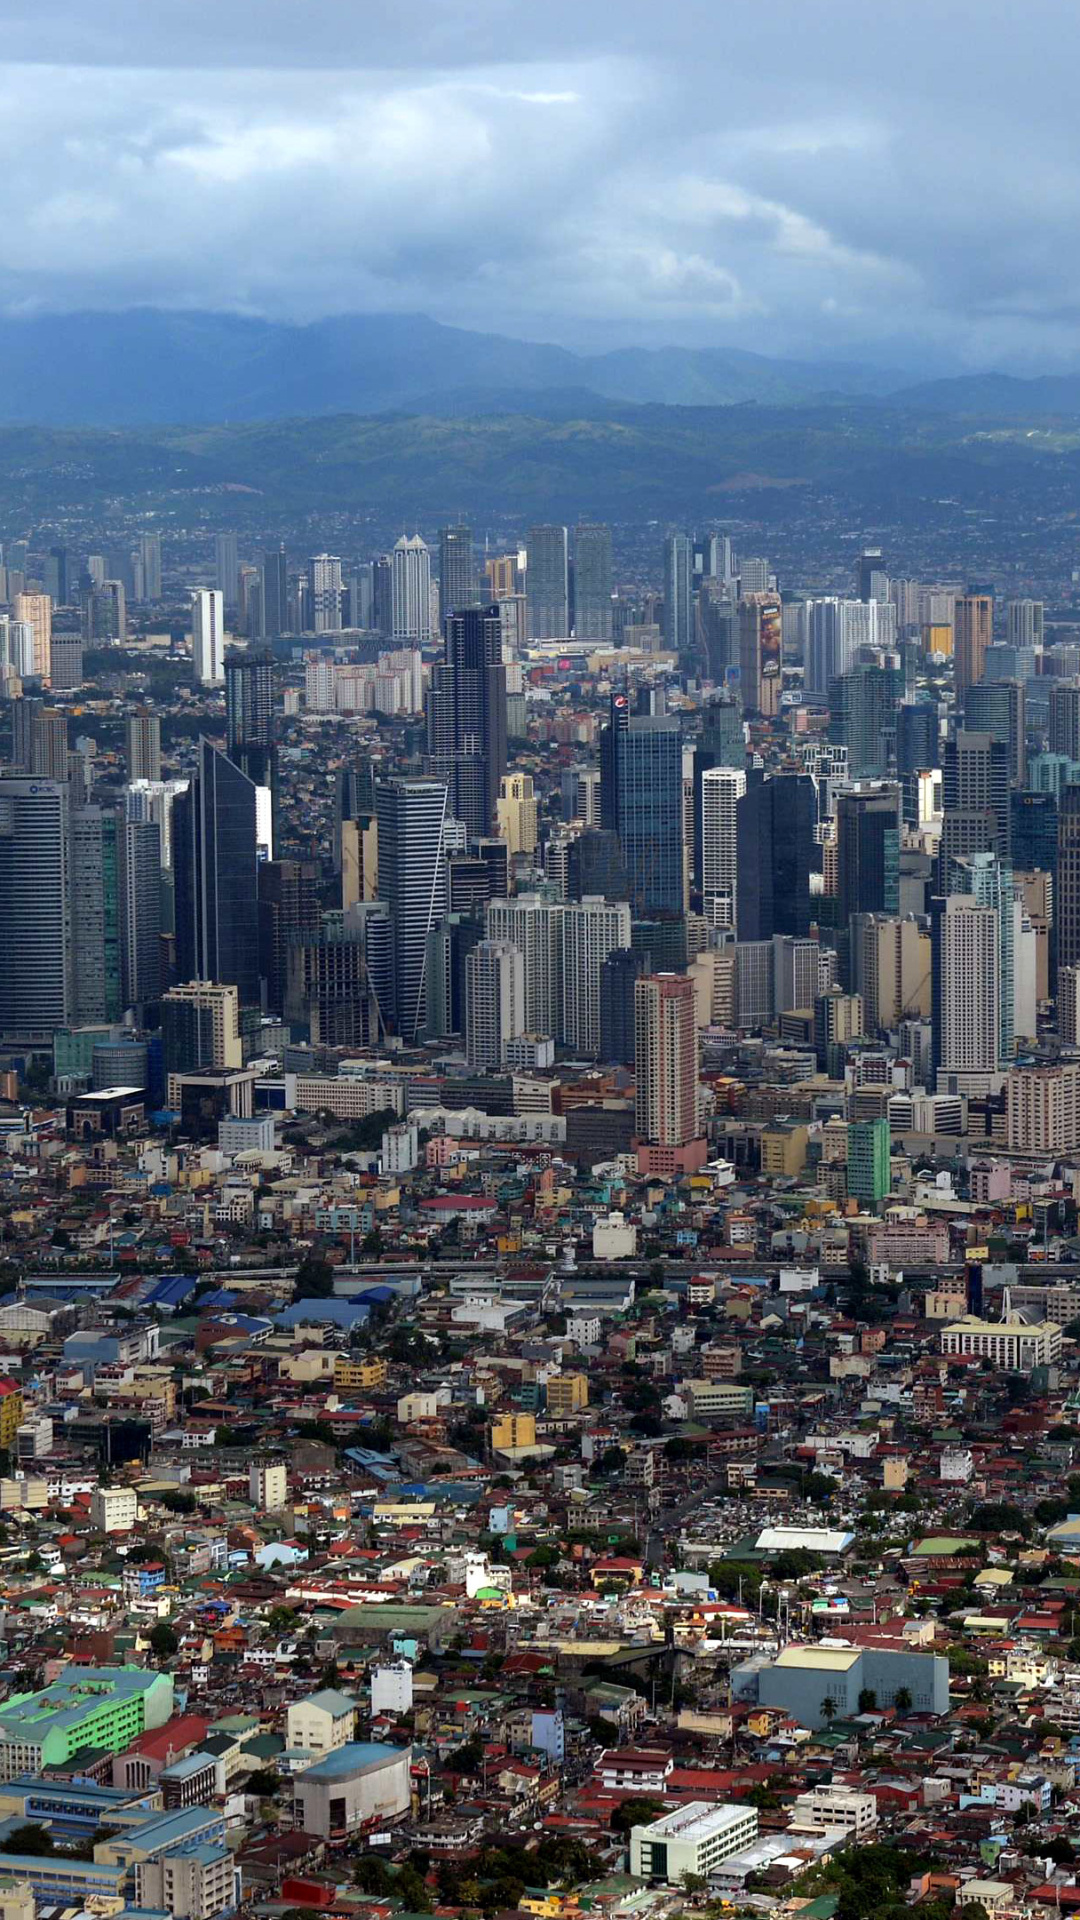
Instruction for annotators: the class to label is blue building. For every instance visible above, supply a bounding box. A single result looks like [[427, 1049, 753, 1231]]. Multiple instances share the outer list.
[[736, 1642, 949, 1729]]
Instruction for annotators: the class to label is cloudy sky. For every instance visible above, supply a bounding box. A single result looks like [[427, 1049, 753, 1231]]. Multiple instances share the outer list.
[[2, 0, 1077, 370]]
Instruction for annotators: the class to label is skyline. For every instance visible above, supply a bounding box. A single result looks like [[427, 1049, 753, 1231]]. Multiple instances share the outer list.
[[2, 1, 1080, 373]]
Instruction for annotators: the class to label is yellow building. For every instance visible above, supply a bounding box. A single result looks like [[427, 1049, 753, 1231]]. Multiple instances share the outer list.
[[922, 622, 953, 657], [0, 1382, 24, 1453], [545, 1373, 589, 1415], [760, 1123, 809, 1177], [496, 772, 539, 856], [333, 1355, 388, 1391], [491, 1412, 536, 1452]]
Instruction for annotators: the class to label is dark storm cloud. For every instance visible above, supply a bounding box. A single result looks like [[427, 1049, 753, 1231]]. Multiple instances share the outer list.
[[2, 0, 1080, 367]]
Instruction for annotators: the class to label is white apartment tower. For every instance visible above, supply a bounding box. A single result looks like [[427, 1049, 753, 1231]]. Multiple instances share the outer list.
[[191, 590, 224, 685]]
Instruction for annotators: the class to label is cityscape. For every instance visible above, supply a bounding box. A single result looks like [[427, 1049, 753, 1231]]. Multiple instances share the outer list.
[[12, 0, 1080, 1915]]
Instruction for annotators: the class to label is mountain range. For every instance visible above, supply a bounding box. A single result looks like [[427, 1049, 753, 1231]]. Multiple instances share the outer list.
[[4, 307, 1080, 425]]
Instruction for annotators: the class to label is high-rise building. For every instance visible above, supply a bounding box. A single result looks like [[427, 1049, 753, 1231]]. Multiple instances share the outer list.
[[739, 556, 771, 594], [49, 636, 83, 692], [308, 554, 343, 633], [1011, 789, 1057, 874], [13, 593, 51, 683], [258, 859, 320, 1014], [828, 661, 902, 778], [949, 850, 1018, 1066], [954, 590, 994, 695], [700, 765, 746, 928], [286, 909, 389, 1049], [44, 546, 69, 605], [191, 590, 224, 686], [30, 709, 69, 783], [857, 547, 886, 602], [965, 678, 1025, 785], [896, 701, 939, 825], [634, 972, 706, 1174], [574, 525, 613, 642], [941, 730, 1011, 873], [375, 777, 448, 1041], [425, 603, 507, 839], [486, 894, 562, 1037], [214, 532, 240, 606], [125, 778, 188, 870], [465, 939, 525, 1068], [837, 784, 902, 926], [614, 715, 684, 917], [736, 773, 814, 942], [1058, 784, 1080, 971], [391, 535, 433, 644], [851, 914, 931, 1034], [560, 897, 632, 1056], [1050, 685, 1080, 765], [70, 806, 122, 1024], [496, 772, 538, 857], [81, 580, 126, 644], [738, 593, 782, 716], [172, 739, 260, 1006], [125, 711, 161, 784], [0, 777, 72, 1042], [438, 526, 476, 622], [118, 817, 162, 1013], [931, 891, 1000, 1084], [1007, 598, 1044, 651], [600, 946, 646, 1065], [138, 533, 162, 602], [161, 981, 242, 1074], [262, 545, 288, 639], [225, 650, 275, 788], [847, 1117, 891, 1206], [525, 525, 569, 639], [663, 533, 693, 659]]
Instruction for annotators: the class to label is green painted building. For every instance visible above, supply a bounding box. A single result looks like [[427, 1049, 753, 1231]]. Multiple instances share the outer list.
[[846, 1117, 891, 1208], [0, 1667, 173, 1780]]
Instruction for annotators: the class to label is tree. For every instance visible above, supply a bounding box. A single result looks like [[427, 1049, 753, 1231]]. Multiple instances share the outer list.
[[612, 1797, 665, 1835], [245, 1769, 281, 1796], [820, 1696, 837, 1722], [2, 1825, 53, 1856], [149, 1622, 179, 1661], [294, 1256, 335, 1299], [857, 1688, 878, 1713], [893, 1686, 912, 1714]]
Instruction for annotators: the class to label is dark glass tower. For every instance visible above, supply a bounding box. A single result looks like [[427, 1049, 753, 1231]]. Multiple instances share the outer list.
[[896, 701, 938, 825], [614, 716, 683, 916], [226, 650, 276, 788], [262, 545, 287, 639], [836, 785, 901, 922], [173, 739, 260, 1005], [439, 526, 477, 621], [426, 604, 507, 840], [1011, 790, 1057, 874], [736, 772, 814, 941]]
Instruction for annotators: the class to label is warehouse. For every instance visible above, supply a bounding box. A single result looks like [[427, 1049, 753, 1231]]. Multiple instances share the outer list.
[[293, 1742, 412, 1840]]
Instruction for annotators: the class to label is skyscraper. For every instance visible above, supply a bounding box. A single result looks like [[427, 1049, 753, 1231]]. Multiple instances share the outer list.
[[954, 590, 994, 694], [738, 592, 782, 716], [0, 777, 72, 1042], [439, 526, 476, 622], [836, 784, 902, 925], [700, 765, 746, 928], [896, 701, 939, 825], [465, 939, 525, 1068], [633, 972, 706, 1174], [573, 525, 613, 641], [941, 730, 1011, 873], [308, 554, 343, 633], [262, 544, 288, 639], [828, 661, 902, 778], [1050, 685, 1080, 764], [30, 709, 69, 782], [965, 678, 1025, 784], [525, 525, 569, 639], [258, 859, 320, 1013], [71, 806, 122, 1024], [663, 533, 693, 659], [1007, 598, 1044, 651], [1011, 789, 1057, 874], [1058, 784, 1080, 970], [425, 604, 507, 840], [615, 716, 684, 917], [13, 593, 51, 683], [376, 777, 448, 1041], [172, 739, 260, 1006], [560, 897, 632, 1056], [44, 547, 69, 605], [225, 650, 275, 788], [391, 535, 433, 643], [856, 547, 886, 602], [125, 710, 161, 784], [191, 590, 224, 686], [119, 817, 162, 1014], [139, 533, 162, 602], [486, 894, 562, 1037], [931, 891, 1000, 1084], [736, 773, 814, 942], [215, 532, 240, 606], [600, 946, 646, 1065]]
